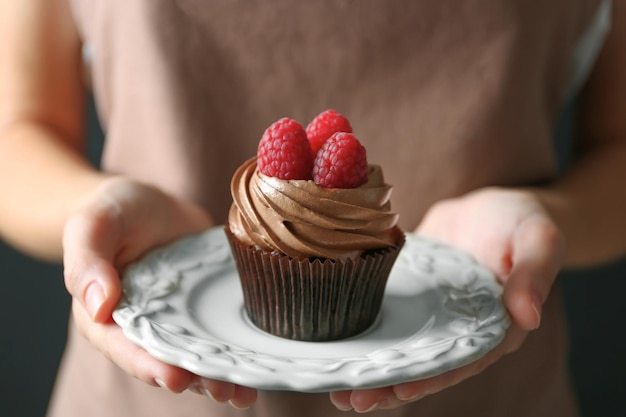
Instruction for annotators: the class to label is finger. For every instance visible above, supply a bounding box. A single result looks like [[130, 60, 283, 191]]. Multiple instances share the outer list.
[[393, 325, 527, 401], [392, 361, 485, 403], [197, 379, 235, 402], [191, 379, 258, 409], [330, 389, 411, 412], [63, 207, 124, 322], [329, 390, 353, 411], [228, 384, 258, 409], [331, 328, 528, 412], [504, 216, 566, 330], [348, 387, 394, 413], [72, 299, 195, 391]]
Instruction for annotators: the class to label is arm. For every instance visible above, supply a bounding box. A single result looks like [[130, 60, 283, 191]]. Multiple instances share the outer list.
[[330, 2, 626, 412], [0, 0, 257, 406], [538, 0, 626, 268], [0, 0, 102, 261]]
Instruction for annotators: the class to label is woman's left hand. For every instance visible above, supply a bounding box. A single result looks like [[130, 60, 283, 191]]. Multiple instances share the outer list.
[[329, 186, 566, 412]]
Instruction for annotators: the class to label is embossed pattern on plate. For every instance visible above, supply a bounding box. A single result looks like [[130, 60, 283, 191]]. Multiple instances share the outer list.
[[113, 227, 510, 392]]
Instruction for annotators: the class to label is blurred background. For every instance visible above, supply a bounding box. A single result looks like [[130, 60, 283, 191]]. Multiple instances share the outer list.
[[0, 98, 625, 417], [0, 97, 103, 417]]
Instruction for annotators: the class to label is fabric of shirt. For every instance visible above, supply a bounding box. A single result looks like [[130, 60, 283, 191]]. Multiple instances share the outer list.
[[48, 1, 604, 416]]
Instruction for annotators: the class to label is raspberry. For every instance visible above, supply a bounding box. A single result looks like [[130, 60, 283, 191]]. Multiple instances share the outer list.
[[257, 117, 314, 180], [313, 132, 368, 188], [305, 109, 353, 155]]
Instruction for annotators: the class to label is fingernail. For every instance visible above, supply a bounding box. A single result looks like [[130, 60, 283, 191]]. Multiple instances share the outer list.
[[393, 385, 423, 401], [228, 400, 250, 410], [155, 378, 170, 391], [85, 282, 105, 320], [201, 387, 219, 402], [187, 383, 202, 395], [336, 404, 354, 412], [531, 292, 542, 329], [396, 392, 425, 402], [355, 402, 379, 413]]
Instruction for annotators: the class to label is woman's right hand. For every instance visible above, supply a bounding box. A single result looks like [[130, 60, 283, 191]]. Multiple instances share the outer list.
[[62, 176, 258, 408]]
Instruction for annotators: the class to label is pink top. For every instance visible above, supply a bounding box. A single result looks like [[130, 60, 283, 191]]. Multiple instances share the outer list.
[[48, 0, 603, 416]]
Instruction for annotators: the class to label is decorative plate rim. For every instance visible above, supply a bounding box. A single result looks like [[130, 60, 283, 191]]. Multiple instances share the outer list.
[[113, 226, 510, 392]]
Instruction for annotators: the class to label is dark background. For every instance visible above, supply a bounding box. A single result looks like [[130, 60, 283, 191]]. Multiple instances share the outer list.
[[1, 99, 625, 417], [0, 98, 103, 417]]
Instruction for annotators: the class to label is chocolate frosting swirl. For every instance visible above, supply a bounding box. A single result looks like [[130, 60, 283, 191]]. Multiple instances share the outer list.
[[228, 157, 400, 259]]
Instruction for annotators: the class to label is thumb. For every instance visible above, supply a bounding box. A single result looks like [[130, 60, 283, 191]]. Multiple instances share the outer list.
[[63, 209, 123, 323], [502, 215, 566, 331]]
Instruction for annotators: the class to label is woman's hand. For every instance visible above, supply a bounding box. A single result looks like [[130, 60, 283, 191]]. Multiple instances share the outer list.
[[330, 186, 566, 412], [62, 176, 257, 408]]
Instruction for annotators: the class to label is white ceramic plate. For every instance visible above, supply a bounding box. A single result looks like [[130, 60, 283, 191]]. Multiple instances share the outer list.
[[113, 227, 510, 393]]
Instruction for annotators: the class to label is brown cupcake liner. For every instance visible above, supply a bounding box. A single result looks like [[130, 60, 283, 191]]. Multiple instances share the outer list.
[[225, 226, 405, 341]]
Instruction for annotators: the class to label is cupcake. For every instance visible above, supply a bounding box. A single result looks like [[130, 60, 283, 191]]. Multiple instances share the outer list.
[[226, 110, 404, 341]]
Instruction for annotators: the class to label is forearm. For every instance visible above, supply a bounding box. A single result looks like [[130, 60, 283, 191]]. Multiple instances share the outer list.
[[0, 123, 105, 262], [0, 0, 105, 262], [536, 140, 626, 268], [536, 1, 626, 269]]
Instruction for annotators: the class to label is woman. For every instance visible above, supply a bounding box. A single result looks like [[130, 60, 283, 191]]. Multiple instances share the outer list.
[[0, 0, 624, 415]]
